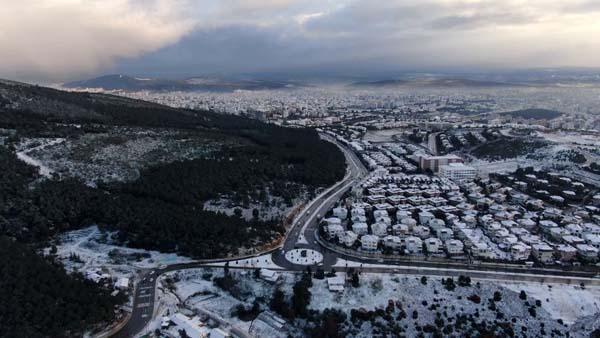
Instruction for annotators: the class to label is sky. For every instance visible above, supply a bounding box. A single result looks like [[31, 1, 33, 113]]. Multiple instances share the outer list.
[[2, 0, 600, 82]]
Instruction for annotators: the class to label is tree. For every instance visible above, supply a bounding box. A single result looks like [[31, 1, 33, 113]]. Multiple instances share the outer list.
[[519, 290, 527, 300], [351, 272, 360, 287], [292, 276, 311, 318], [421, 276, 428, 285], [493, 291, 502, 302]]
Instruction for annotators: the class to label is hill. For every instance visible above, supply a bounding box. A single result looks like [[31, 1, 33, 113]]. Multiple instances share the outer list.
[[0, 78, 345, 254], [0, 78, 346, 336], [63, 74, 297, 92], [350, 77, 516, 89], [500, 108, 563, 120]]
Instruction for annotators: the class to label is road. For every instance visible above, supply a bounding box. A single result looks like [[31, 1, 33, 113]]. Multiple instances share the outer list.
[[271, 134, 369, 269]]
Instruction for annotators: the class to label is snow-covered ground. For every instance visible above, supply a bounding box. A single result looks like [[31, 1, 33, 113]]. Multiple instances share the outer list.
[[50, 226, 193, 281], [209, 254, 282, 270], [538, 131, 600, 147], [285, 249, 323, 265], [504, 282, 600, 324], [203, 195, 296, 222], [148, 267, 600, 337], [16, 138, 64, 177]]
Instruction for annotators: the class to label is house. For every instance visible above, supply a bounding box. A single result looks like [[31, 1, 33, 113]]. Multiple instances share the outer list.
[[562, 235, 585, 246], [327, 224, 344, 240], [373, 209, 389, 220], [462, 215, 477, 227], [583, 223, 600, 236], [254, 311, 287, 333], [405, 236, 423, 254], [413, 226, 431, 239], [382, 235, 403, 250], [424, 238, 442, 254], [375, 215, 392, 225], [532, 243, 555, 264], [327, 275, 345, 292], [576, 244, 599, 262], [333, 207, 348, 220], [85, 269, 111, 283], [419, 211, 435, 225], [171, 313, 209, 338], [367, 195, 386, 204], [400, 217, 417, 229], [115, 277, 130, 290], [565, 224, 583, 236], [428, 218, 446, 231], [392, 223, 409, 236], [471, 242, 493, 259], [351, 207, 366, 218], [396, 210, 412, 219], [352, 222, 368, 235], [539, 220, 559, 233], [436, 227, 453, 241], [371, 222, 388, 237], [445, 239, 464, 256], [361, 235, 379, 251], [324, 217, 342, 226], [584, 234, 600, 249], [212, 328, 232, 338], [510, 243, 531, 261], [260, 269, 280, 283], [343, 231, 358, 247], [556, 244, 577, 262], [518, 218, 537, 230], [352, 215, 368, 223]]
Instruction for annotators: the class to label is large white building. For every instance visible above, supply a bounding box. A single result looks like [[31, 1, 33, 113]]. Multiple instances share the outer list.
[[439, 163, 478, 183]]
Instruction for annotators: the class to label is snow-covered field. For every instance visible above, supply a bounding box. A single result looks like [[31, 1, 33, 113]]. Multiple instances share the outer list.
[[16, 138, 65, 177], [203, 195, 296, 222], [285, 249, 323, 265], [504, 282, 600, 324], [50, 226, 192, 281], [148, 267, 600, 337]]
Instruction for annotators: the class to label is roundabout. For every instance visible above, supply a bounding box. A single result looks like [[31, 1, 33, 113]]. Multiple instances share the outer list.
[[285, 248, 323, 266]]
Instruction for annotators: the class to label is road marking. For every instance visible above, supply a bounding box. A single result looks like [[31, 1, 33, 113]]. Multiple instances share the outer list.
[[139, 286, 153, 290], [137, 302, 152, 308]]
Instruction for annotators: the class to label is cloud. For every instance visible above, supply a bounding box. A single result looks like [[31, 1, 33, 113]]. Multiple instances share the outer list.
[[3, 0, 600, 81], [0, 0, 195, 81]]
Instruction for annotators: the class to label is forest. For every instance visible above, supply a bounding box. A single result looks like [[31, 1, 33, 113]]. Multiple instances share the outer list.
[[0, 236, 125, 337], [0, 79, 347, 336]]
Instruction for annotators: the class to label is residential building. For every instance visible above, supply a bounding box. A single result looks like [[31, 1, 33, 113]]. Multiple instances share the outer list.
[[445, 239, 464, 256], [439, 163, 478, 182], [361, 235, 379, 251], [532, 243, 555, 264]]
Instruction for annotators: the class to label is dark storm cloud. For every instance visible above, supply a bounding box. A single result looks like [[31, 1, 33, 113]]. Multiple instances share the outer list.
[[3, 0, 600, 81]]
